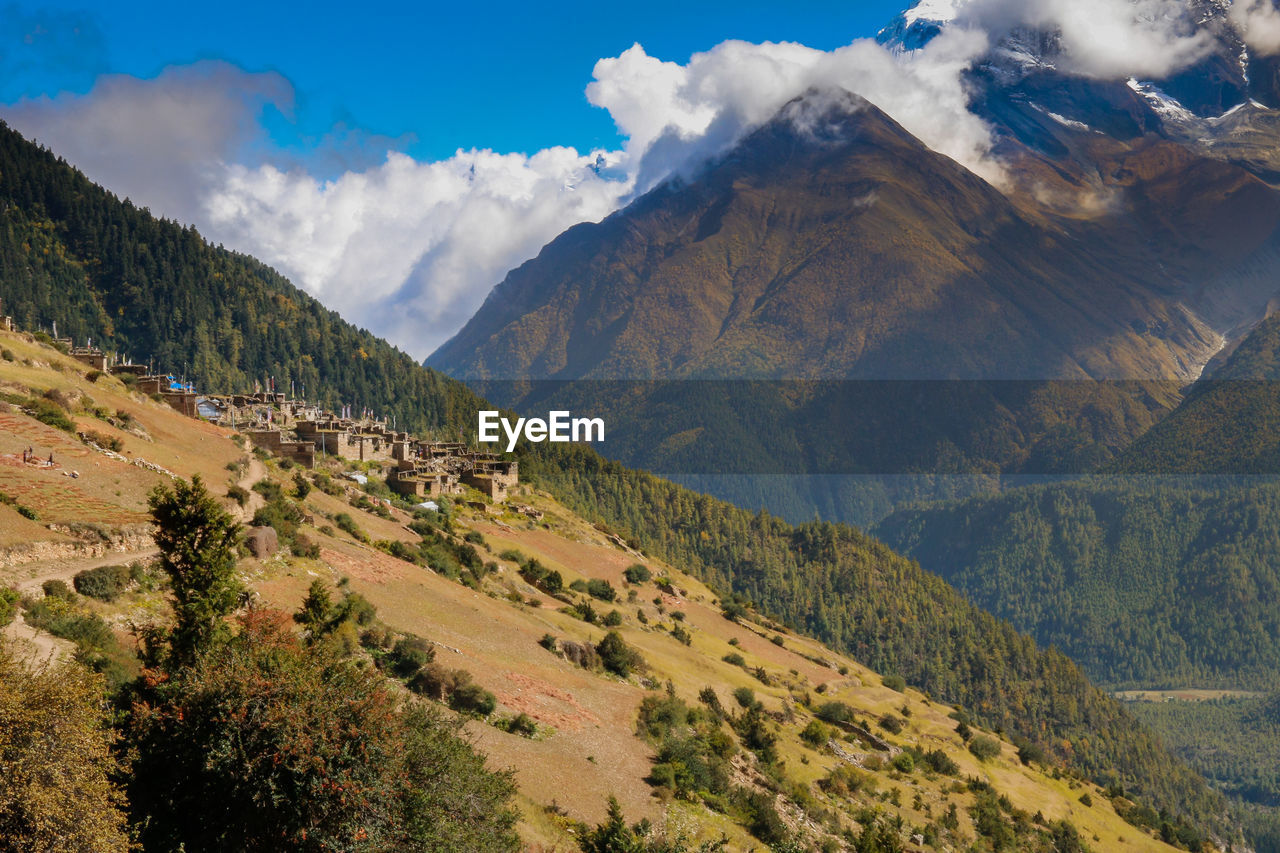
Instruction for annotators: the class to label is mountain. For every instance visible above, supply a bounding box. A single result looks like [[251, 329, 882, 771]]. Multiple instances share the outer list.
[[0, 118, 1237, 844], [428, 5, 1280, 511], [431, 90, 1263, 383], [425, 88, 1277, 513]]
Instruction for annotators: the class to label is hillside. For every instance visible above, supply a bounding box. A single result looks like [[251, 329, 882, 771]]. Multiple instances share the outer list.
[[1110, 310, 1280, 474], [873, 477, 1280, 690], [0, 329, 1204, 851], [0, 120, 482, 441]]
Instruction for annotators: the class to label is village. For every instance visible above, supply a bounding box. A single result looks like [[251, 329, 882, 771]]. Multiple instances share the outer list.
[[49, 328, 529, 514]]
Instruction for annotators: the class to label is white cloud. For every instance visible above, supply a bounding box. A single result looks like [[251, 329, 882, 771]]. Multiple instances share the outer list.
[[589, 29, 1000, 194], [1, 37, 1009, 358], [1230, 0, 1280, 56], [2, 61, 292, 221], [958, 0, 1214, 79], [204, 147, 629, 349]]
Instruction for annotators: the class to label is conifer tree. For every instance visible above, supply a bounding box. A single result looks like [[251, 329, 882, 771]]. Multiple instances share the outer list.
[[148, 474, 242, 665]]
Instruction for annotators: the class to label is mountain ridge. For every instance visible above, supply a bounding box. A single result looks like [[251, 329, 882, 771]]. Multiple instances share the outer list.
[[430, 89, 1272, 384]]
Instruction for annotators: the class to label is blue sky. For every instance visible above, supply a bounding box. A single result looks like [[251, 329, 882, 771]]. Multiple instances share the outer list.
[[3, 0, 908, 169]]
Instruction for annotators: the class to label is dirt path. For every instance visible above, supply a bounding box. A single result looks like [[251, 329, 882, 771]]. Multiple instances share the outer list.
[[2, 609, 72, 663], [234, 456, 267, 522], [5, 547, 160, 595]]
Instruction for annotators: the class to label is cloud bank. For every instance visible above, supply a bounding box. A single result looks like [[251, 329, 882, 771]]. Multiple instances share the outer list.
[[959, 0, 1214, 79], [0, 1, 1239, 359], [1230, 0, 1280, 56]]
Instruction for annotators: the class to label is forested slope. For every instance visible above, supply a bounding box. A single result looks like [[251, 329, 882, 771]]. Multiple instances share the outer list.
[[0, 122, 482, 437], [874, 478, 1280, 689], [1111, 311, 1280, 474]]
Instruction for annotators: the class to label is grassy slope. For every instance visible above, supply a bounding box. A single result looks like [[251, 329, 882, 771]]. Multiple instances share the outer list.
[[0, 329, 240, 544], [0, 332, 1185, 851]]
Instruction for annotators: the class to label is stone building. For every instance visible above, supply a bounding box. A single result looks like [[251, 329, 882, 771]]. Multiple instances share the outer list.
[[70, 346, 107, 371], [244, 429, 317, 468]]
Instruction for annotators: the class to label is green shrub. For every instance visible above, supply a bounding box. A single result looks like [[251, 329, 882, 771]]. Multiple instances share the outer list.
[[408, 664, 472, 700], [741, 789, 787, 844], [81, 429, 123, 452], [378, 539, 421, 564], [390, 636, 436, 678], [24, 597, 114, 652], [334, 512, 368, 543], [879, 714, 905, 735], [449, 683, 497, 716], [1016, 737, 1047, 766], [921, 748, 959, 775], [0, 586, 18, 627], [722, 652, 746, 667], [333, 592, 377, 627], [586, 578, 617, 602], [815, 701, 855, 725], [801, 719, 832, 747], [26, 396, 75, 432], [291, 534, 321, 559], [968, 734, 1001, 761], [73, 564, 132, 601], [882, 673, 907, 692], [622, 563, 651, 584], [502, 713, 537, 737], [596, 630, 643, 677], [226, 485, 249, 507], [1, 490, 42, 521], [602, 609, 623, 627], [892, 752, 915, 773], [565, 600, 598, 624], [538, 633, 558, 652], [733, 686, 757, 709], [42, 579, 74, 600], [518, 560, 562, 594]]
